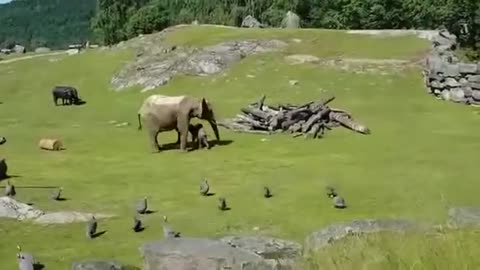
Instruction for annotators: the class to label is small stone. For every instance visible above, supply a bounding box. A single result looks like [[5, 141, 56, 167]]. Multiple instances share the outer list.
[[445, 78, 461, 88], [246, 74, 255, 78], [472, 90, 480, 101], [253, 226, 260, 231], [291, 38, 302, 43], [441, 90, 451, 101], [115, 122, 130, 127], [459, 63, 478, 74], [467, 75, 480, 83], [108, 120, 117, 125], [289, 80, 299, 86]]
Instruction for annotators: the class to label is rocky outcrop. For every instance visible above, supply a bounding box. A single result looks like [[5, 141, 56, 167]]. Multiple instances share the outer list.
[[72, 260, 129, 270], [140, 237, 301, 270], [423, 30, 480, 105], [304, 219, 421, 253], [281, 11, 300, 29], [0, 196, 44, 220], [448, 207, 480, 227], [241, 15, 263, 28], [112, 39, 287, 92]]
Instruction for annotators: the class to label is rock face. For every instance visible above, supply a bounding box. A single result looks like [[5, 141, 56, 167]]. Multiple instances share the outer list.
[[140, 237, 300, 270], [281, 11, 300, 28], [423, 29, 480, 105], [0, 196, 44, 220], [448, 207, 480, 227], [72, 260, 126, 270], [241, 15, 263, 28], [34, 211, 116, 224], [112, 38, 287, 92], [304, 219, 420, 253]]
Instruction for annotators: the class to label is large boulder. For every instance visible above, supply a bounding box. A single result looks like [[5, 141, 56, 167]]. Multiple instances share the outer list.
[[140, 238, 283, 270], [472, 90, 480, 101], [220, 235, 302, 269], [13, 44, 26, 54], [72, 260, 128, 270], [281, 11, 300, 29], [304, 219, 421, 254], [448, 207, 480, 227], [0, 196, 44, 220], [241, 15, 263, 28], [450, 88, 466, 103]]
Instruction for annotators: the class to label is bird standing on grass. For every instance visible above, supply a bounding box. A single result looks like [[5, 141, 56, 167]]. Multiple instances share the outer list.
[[5, 180, 16, 197], [200, 179, 209, 196], [333, 195, 346, 209], [86, 216, 97, 239], [51, 187, 63, 201], [263, 186, 272, 198], [16, 245, 36, 270], [133, 215, 144, 232], [136, 197, 148, 214], [162, 216, 181, 238], [218, 197, 228, 211]]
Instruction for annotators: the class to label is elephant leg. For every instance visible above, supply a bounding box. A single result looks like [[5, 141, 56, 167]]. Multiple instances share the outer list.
[[148, 129, 160, 152], [203, 138, 210, 149]]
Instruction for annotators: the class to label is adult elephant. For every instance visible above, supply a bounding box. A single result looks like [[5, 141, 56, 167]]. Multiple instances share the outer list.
[[137, 95, 220, 152]]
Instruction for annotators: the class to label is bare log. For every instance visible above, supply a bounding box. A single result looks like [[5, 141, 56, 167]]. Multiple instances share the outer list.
[[240, 106, 271, 120], [288, 121, 304, 133], [329, 112, 370, 134], [39, 138, 63, 151], [302, 108, 331, 133], [236, 114, 269, 130], [305, 123, 322, 139]]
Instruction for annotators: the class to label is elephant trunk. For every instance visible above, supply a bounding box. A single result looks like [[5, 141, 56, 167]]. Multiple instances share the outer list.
[[209, 119, 220, 142], [137, 114, 142, 130]]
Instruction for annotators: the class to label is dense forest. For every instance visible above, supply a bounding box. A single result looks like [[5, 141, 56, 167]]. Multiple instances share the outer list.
[[0, 0, 96, 50], [0, 0, 478, 58], [92, 0, 479, 57]]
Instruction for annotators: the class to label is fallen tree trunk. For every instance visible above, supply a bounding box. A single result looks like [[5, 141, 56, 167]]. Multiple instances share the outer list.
[[39, 138, 64, 151], [329, 112, 370, 134]]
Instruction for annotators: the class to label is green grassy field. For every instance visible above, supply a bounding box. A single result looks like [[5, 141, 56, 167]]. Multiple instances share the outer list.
[[1, 25, 480, 269]]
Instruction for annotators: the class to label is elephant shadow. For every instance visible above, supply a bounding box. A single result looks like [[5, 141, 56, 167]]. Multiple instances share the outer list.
[[159, 139, 234, 152]]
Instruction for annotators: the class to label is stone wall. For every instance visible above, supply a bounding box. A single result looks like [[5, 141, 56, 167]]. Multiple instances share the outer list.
[[424, 30, 480, 105]]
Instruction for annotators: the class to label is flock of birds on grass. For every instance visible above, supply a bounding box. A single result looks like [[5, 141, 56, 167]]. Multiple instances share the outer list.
[[5, 178, 346, 269]]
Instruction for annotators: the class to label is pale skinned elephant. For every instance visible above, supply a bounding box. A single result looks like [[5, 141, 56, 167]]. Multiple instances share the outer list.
[[137, 95, 220, 152]]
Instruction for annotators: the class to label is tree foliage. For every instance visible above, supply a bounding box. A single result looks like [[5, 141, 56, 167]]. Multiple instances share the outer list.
[[0, 0, 96, 50]]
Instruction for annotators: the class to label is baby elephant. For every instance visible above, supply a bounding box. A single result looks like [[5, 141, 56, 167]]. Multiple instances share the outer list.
[[189, 123, 210, 149]]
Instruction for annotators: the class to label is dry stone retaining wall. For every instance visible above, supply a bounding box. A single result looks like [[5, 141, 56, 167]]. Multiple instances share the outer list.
[[423, 30, 480, 105]]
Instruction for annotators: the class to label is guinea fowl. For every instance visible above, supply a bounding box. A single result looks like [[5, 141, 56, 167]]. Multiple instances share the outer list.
[[133, 215, 144, 232], [136, 197, 148, 214], [5, 180, 16, 197], [162, 216, 181, 238], [86, 216, 97, 239], [263, 186, 272, 198], [199, 179, 209, 196], [218, 197, 228, 211], [51, 187, 63, 201], [16, 245, 36, 270], [333, 195, 346, 209], [325, 186, 338, 198]]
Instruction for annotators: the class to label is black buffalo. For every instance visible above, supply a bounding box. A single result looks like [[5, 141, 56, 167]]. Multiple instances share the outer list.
[[52, 86, 81, 106]]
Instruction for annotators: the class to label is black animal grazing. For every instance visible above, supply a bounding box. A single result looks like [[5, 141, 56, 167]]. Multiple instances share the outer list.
[[52, 86, 80, 106]]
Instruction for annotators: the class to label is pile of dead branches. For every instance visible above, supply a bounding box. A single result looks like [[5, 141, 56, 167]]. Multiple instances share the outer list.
[[218, 95, 370, 139]]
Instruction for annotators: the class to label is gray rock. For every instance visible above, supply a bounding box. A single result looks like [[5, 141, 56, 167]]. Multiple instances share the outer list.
[[220, 235, 302, 268], [459, 78, 468, 86], [469, 82, 480, 90], [433, 89, 442, 95], [444, 78, 461, 88], [140, 238, 273, 270], [450, 88, 465, 102], [430, 80, 444, 89], [443, 64, 460, 78], [459, 63, 478, 74], [112, 39, 287, 91], [448, 207, 480, 227], [467, 75, 480, 83], [72, 260, 125, 270], [281, 11, 300, 29], [441, 90, 451, 101], [425, 54, 443, 72], [35, 47, 51, 53], [472, 90, 480, 101], [241, 15, 263, 28], [0, 196, 44, 220], [304, 219, 420, 253], [463, 86, 473, 97]]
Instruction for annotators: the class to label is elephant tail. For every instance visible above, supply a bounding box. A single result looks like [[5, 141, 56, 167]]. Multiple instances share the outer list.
[[137, 113, 142, 130]]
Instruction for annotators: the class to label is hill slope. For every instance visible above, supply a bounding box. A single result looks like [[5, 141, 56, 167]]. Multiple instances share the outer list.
[[0, 25, 480, 269], [0, 0, 96, 49]]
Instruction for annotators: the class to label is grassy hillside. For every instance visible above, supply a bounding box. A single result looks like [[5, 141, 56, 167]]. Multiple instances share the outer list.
[[1, 25, 480, 269]]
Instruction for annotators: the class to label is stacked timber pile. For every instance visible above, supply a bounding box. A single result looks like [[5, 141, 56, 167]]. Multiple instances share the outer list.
[[218, 95, 370, 139]]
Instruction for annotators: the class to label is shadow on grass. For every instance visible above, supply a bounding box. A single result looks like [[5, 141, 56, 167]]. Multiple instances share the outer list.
[[33, 263, 45, 270], [144, 210, 156, 215], [92, 231, 107, 239], [205, 192, 216, 197], [0, 175, 21, 182], [157, 139, 234, 153]]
